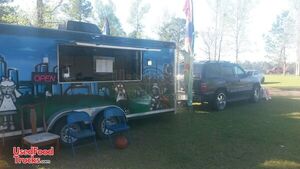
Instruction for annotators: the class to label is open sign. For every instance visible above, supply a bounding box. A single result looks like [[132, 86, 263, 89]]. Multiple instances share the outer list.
[[32, 72, 57, 84]]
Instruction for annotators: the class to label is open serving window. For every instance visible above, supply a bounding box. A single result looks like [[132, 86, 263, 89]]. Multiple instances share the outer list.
[[58, 44, 142, 82]]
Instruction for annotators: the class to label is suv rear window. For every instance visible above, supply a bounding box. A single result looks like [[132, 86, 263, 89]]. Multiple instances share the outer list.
[[204, 64, 220, 78], [220, 65, 234, 78], [193, 63, 203, 78], [234, 66, 245, 78]]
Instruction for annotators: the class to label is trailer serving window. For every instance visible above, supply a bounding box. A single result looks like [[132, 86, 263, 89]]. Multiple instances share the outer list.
[[58, 44, 142, 82]]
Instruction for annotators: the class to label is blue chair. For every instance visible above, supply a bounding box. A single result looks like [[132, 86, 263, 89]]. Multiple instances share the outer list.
[[103, 107, 130, 145], [67, 111, 99, 156]]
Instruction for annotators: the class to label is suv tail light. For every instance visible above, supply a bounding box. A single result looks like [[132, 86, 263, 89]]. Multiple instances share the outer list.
[[200, 82, 208, 92]]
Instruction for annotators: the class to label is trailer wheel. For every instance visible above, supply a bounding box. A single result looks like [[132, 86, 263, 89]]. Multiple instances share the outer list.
[[94, 113, 114, 139], [53, 118, 80, 146]]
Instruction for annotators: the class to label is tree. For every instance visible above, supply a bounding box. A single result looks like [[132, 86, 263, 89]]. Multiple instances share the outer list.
[[158, 16, 187, 62], [127, 0, 150, 38], [94, 0, 125, 36], [227, 0, 254, 63], [0, 0, 30, 25], [264, 11, 295, 75], [62, 0, 92, 22], [292, 0, 300, 75], [158, 17, 185, 51], [201, 28, 216, 60], [36, 0, 63, 28], [206, 0, 231, 61]]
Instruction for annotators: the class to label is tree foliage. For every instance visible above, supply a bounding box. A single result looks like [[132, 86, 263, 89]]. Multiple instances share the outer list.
[[158, 16, 187, 61], [203, 0, 254, 62], [127, 0, 150, 38], [94, 0, 125, 36], [62, 0, 92, 22], [227, 0, 254, 63], [0, 0, 30, 25], [205, 0, 231, 61], [158, 17, 185, 49], [264, 11, 295, 74], [36, 0, 63, 28], [291, 0, 300, 75], [201, 28, 215, 60]]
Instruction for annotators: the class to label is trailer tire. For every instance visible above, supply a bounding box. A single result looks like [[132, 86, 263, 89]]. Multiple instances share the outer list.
[[53, 118, 80, 146], [94, 113, 112, 139], [94, 109, 120, 139]]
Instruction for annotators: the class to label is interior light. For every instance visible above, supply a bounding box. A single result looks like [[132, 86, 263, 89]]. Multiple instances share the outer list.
[[147, 59, 152, 66]]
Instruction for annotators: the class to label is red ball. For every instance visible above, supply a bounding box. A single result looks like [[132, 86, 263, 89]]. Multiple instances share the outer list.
[[114, 135, 128, 149]]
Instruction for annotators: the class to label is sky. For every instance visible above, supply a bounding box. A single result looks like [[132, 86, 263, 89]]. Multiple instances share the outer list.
[[111, 0, 294, 62], [13, 0, 295, 62]]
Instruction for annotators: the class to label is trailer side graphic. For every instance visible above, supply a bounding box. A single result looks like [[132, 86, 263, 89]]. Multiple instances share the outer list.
[[0, 23, 176, 144]]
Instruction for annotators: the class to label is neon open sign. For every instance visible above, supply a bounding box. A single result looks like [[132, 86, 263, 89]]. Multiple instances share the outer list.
[[32, 72, 57, 84]]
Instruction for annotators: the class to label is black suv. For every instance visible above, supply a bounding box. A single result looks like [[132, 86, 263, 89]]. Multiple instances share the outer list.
[[193, 61, 261, 110]]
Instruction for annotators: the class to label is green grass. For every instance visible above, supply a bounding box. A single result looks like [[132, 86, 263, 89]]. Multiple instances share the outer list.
[[2, 97, 300, 169], [263, 75, 300, 89]]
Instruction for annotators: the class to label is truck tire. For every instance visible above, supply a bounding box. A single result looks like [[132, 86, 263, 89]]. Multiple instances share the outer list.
[[251, 85, 260, 103], [212, 90, 227, 111], [261, 77, 265, 84]]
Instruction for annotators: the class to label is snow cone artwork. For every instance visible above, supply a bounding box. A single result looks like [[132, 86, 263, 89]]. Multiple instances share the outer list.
[[150, 83, 161, 111], [115, 83, 129, 114], [0, 22, 176, 143], [0, 77, 21, 131]]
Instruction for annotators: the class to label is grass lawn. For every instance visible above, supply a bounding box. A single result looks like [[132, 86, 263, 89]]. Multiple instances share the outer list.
[[263, 75, 300, 89], [1, 75, 300, 169], [2, 96, 300, 169]]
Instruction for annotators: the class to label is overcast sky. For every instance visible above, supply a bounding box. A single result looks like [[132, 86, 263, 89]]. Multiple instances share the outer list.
[[14, 0, 295, 62]]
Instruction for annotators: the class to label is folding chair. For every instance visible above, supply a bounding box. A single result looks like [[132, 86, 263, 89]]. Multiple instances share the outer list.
[[67, 111, 99, 156]]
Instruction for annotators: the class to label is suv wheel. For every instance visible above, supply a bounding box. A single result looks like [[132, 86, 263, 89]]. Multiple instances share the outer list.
[[213, 90, 227, 111], [251, 85, 260, 103]]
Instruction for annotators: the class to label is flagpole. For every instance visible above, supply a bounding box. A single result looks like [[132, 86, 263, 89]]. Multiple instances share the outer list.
[[183, 0, 194, 109], [187, 0, 194, 108]]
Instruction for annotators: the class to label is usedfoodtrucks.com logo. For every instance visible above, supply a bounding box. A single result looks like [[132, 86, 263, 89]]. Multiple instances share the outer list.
[[13, 146, 54, 164]]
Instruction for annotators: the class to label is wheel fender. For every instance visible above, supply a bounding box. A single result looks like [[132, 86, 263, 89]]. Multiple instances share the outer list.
[[47, 105, 126, 132], [92, 105, 126, 123]]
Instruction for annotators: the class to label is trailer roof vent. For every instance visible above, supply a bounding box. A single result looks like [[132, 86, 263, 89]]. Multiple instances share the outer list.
[[66, 20, 101, 34]]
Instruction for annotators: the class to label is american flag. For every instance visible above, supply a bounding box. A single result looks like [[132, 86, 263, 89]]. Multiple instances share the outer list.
[[183, 0, 194, 53]]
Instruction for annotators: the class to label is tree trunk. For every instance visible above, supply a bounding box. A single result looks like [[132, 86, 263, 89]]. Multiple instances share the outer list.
[[218, 33, 223, 61], [283, 47, 286, 76], [296, 7, 300, 76], [36, 0, 44, 27], [235, 0, 240, 64], [214, 0, 220, 61]]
